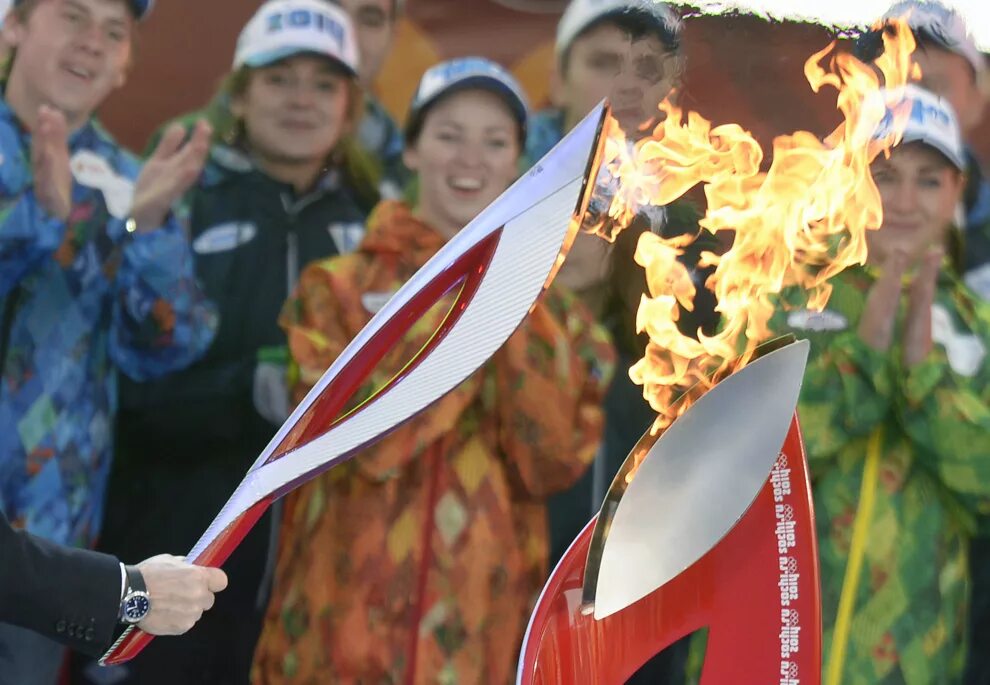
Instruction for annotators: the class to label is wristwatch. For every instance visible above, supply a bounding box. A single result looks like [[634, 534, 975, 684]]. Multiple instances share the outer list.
[[118, 564, 152, 625]]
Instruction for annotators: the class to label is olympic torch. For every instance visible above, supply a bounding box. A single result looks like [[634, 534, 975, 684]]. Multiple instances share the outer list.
[[512, 19, 924, 684], [99, 102, 611, 666], [516, 338, 822, 684]]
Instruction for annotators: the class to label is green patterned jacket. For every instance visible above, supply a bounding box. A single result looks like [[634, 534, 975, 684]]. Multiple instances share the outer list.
[[773, 264, 990, 684]]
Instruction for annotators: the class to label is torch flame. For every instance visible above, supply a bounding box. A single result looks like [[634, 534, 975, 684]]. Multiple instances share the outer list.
[[592, 20, 919, 443]]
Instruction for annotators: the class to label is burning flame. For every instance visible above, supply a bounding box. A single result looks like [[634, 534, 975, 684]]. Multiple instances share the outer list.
[[589, 19, 921, 441]]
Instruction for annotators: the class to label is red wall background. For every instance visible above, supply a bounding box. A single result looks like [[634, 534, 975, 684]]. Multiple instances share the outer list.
[[98, 1, 990, 164]]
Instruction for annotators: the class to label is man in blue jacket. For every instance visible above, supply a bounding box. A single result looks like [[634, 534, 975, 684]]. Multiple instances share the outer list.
[[0, 0, 216, 682]]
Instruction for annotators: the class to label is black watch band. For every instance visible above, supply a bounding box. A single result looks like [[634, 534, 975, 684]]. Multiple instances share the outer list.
[[124, 565, 146, 594]]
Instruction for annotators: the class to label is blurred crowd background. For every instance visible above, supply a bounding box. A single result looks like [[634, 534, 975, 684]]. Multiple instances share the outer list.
[[1, 1, 989, 684]]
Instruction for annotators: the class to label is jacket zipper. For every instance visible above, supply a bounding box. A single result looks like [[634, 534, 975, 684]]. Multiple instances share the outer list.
[[255, 194, 305, 610], [255, 188, 347, 607]]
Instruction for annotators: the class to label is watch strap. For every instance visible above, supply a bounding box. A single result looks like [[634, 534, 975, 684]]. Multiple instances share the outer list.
[[124, 565, 146, 595]]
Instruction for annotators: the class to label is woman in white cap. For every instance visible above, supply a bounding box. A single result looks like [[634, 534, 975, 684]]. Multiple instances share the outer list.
[[90, 2, 367, 684], [146, 0, 409, 212], [760, 85, 990, 684], [251, 56, 616, 684]]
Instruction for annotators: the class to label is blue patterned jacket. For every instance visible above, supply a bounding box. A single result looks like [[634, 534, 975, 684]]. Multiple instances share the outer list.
[[0, 97, 217, 547]]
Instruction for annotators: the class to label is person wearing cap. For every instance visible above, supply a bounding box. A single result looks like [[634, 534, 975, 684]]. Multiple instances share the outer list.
[[756, 85, 990, 684], [250, 56, 615, 684], [216, 0, 409, 204], [857, 8, 990, 681], [85, 2, 368, 684], [859, 1, 990, 296], [526, 8, 712, 681], [151, 0, 407, 211], [526, 0, 684, 164], [0, 0, 217, 682]]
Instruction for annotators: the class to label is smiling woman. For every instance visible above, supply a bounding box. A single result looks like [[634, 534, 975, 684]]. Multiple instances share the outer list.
[[224, 54, 362, 194], [402, 87, 525, 240], [89, 2, 372, 684], [249, 56, 616, 684], [768, 85, 990, 685]]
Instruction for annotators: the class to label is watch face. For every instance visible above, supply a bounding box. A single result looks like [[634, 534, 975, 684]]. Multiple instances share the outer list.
[[123, 593, 151, 623]]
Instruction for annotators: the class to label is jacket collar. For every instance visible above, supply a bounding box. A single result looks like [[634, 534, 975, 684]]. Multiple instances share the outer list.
[[203, 143, 346, 199], [358, 200, 446, 267]]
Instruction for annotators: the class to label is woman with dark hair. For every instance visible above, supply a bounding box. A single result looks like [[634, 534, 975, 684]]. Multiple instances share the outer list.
[[766, 85, 990, 685], [251, 56, 616, 684], [90, 2, 368, 684]]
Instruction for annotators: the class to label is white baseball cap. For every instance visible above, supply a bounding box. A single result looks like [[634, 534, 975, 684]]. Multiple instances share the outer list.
[[871, 84, 966, 170], [556, 0, 682, 58], [405, 57, 529, 142], [882, 0, 986, 77], [234, 0, 359, 76]]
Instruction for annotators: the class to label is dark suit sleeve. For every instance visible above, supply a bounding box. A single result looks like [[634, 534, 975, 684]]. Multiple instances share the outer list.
[[0, 512, 121, 657]]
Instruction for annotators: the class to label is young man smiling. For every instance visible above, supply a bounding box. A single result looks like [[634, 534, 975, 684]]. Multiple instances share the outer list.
[[524, 0, 689, 302], [0, 1, 215, 682], [525, 6, 707, 685]]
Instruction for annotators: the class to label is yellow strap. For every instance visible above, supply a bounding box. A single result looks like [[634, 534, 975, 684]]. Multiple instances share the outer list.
[[825, 427, 884, 685]]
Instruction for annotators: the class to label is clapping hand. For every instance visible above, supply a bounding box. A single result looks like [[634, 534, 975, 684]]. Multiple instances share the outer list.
[[857, 247, 943, 367], [31, 105, 72, 222], [130, 120, 212, 234], [902, 247, 943, 367]]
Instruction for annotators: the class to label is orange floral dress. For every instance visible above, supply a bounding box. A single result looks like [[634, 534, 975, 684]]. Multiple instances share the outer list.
[[251, 201, 616, 684]]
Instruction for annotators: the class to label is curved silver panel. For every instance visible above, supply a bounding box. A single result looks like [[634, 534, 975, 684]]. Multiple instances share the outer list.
[[591, 339, 809, 619]]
